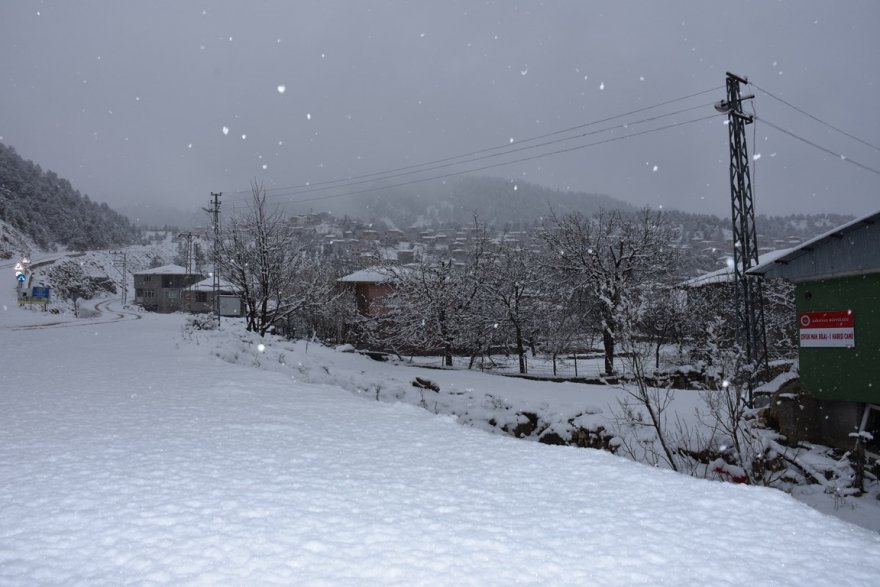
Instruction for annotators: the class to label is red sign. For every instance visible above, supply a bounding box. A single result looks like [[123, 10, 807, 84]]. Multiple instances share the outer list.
[[799, 310, 855, 348]]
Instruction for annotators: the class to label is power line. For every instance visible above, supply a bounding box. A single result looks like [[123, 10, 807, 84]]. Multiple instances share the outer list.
[[751, 81, 880, 154], [230, 102, 716, 204], [225, 86, 723, 198], [260, 113, 720, 208], [756, 116, 880, 177]]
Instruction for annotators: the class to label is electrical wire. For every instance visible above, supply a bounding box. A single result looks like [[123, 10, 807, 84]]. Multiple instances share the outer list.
[[231, 103, 718, 204], [751, 81, 880, 154], [260, 114, 721, 207], [224, 86, 724, 198], [756, 116, 880, 177]]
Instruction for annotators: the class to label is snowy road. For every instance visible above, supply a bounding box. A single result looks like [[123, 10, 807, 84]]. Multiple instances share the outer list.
[[2, 312, 880, 585], [2, 297, 140, 331]]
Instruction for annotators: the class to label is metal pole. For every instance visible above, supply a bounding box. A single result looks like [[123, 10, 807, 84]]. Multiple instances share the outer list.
[[211, 192, 222, 327], [720, 72, 769, 405]]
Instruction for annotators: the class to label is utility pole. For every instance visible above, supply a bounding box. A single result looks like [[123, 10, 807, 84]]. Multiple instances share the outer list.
[[716, 71, 769, 406], [111, 251, 128, 307], [211, 192, 222, 327], [177, 231, 197, 312]]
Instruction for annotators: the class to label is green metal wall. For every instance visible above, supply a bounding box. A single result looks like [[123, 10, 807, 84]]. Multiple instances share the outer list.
[[795, 273, 880, 402]]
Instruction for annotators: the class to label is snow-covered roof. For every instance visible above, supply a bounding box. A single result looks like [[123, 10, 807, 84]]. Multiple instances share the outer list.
[[191, 276, 239, 292], [748, 208, 880, 281], [132, 264, 190, 275], [682, 248, 792, 288], [338, 267, 398, 284]]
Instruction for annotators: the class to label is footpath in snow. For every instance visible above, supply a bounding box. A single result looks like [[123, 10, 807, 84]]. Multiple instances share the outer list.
[[2, 302, 880, 585]]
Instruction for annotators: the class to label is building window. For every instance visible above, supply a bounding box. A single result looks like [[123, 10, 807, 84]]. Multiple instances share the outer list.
[[143, 275, 153, 283], [143, 290, 155, 299], [166, 290, 178, 299]]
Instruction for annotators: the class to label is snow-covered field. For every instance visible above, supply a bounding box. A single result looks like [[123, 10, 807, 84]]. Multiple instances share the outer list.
[[3, 292, 880, 585]]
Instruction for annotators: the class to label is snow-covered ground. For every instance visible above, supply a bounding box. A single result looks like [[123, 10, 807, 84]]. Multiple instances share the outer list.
[[3, 292, 880, 585]]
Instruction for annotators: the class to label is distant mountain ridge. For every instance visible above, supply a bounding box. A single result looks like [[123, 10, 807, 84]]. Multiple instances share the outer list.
[[0, 142, 140, 251], [302, 175, 635, 229]]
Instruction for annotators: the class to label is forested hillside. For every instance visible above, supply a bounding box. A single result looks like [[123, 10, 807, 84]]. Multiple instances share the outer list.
[[318, 175, 634, 229], [0, 142, 140, 250]]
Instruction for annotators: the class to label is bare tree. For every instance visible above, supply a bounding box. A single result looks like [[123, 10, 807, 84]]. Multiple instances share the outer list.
[[378, 259, 478, 366], [214, 183, 331, 336], [636, 285, 691, 369], [477, 238, 549, 373], [543, 208, 677, 375], [374, 225, 489, 366]]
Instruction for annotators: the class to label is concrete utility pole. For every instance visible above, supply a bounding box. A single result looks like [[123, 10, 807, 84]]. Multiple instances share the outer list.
[[716, 72, 769, 405], [210, 192, 222, 327]]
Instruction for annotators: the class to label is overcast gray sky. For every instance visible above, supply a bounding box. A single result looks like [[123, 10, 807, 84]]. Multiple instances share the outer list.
[[2, 1, 878, 219]]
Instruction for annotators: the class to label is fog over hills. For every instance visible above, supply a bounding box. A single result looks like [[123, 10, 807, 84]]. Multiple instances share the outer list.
[[284, 176, 636, 229]]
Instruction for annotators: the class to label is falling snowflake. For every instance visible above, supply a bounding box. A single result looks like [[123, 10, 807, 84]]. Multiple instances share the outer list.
[[599, 82, 605, 90], [241, 134, 247, 140], [257, 344, 266, 353], [509, 137, 515, 144], [187, 143, 193, 149], [513, 184, 518, 191], [262, 164, 268, 170], [277, 85, 286, 94], [520, 67, 528, 76], [222, 126, 229, 135], [652, 165, 659, 172], [306, 113, 311, 120], [753, 153, 762, 161]]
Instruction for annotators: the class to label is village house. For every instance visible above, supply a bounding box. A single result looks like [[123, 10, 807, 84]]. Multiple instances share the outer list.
[[187, 276, 245, 317], [337, 267, 398, 317], [133, 264, 204, 313]]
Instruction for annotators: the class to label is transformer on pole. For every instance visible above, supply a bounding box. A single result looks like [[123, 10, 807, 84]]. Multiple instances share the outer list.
[[716, 72, 769, 405]]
